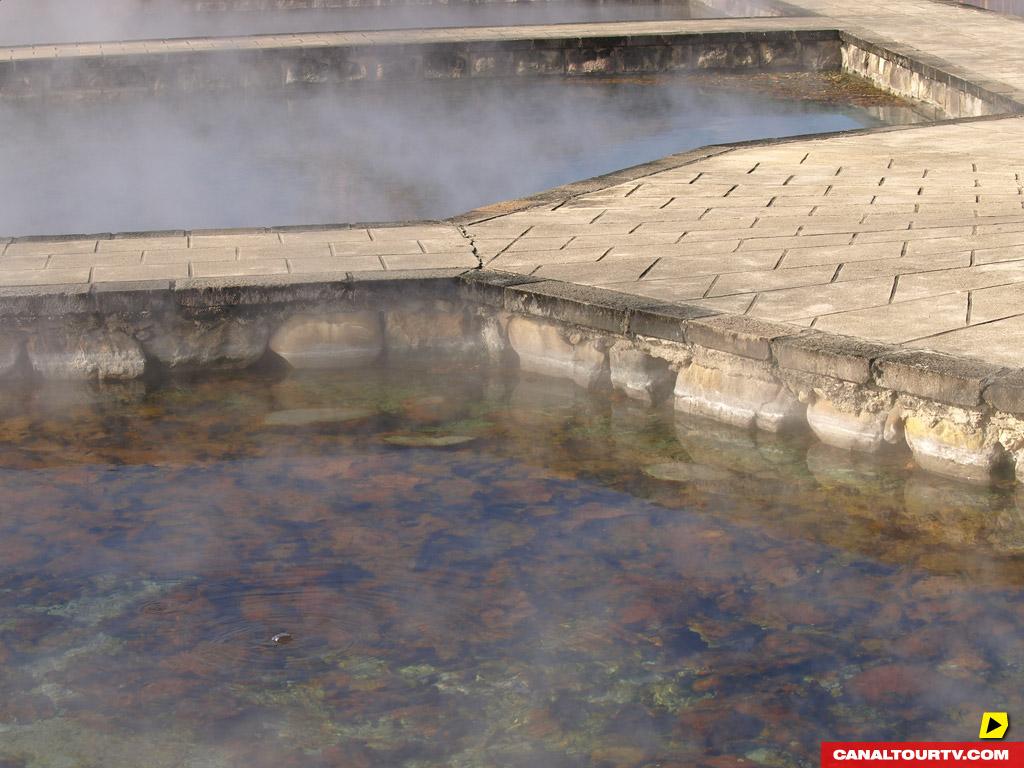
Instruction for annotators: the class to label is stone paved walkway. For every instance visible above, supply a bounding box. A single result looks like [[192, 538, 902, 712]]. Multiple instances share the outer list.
[[7, 0, 1024, 368]]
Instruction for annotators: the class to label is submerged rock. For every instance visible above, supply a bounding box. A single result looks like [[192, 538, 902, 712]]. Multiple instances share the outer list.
[[642, 462, 735, 484], [263, 407, 375, 428], [382, 434, 476, 448]]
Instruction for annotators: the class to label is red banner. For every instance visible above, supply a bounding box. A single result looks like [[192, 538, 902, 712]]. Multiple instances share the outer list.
[[822, 743, 1024, 767]]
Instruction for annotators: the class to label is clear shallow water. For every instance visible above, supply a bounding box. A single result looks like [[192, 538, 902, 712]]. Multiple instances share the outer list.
[[0, 0, 770, 46], [0, 75, 913, 237], [0, 362, 1023, 767]]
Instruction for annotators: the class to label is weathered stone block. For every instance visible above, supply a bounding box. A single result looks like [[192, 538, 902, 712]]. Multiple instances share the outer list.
[[686, 315, 800, 361], [674, 358, 804, 432], [772, 331, 889, 384], [609, 341, 675, 405], [985, 370, 1024, 415], [269, 312, 383, 369], [385, 306, 478, 355], [903, 411, 1002, 484], [806, 399, 890, 452], [142, 315, 270, 370], [874, 351, 1002, 408], [507, 315, 609, 390], [28, 328, 145, 380]]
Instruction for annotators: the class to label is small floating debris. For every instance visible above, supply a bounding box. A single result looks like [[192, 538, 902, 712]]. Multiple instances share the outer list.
[[263, 407, 374, 428], [382, 434, 477, 448], [271, 632, 294, 645], [642, 462, 734, 484]]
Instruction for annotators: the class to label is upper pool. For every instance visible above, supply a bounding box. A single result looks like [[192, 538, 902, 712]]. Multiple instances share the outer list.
[[0, 73, 921, 237], [0, 0, 799, 47], [0, 361, 1021, 766]]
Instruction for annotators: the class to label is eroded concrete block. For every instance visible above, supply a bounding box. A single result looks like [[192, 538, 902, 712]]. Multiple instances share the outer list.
[[609, 341, 675, 405], [28, 328, 145, 380], [506, 315, 609, 390], [270, 311, 383, 369], [674, 349, 804, 432], [385, 306, 479, 356], [806, 399, 891, 453], [903, 409, 1002, 484], [142, 316, 270, 370]]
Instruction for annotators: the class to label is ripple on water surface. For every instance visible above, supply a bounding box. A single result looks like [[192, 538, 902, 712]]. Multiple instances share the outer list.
[[0, 364, 1021, 767]]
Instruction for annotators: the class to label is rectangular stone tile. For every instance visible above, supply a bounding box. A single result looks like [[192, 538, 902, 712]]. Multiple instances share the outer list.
[[684, 295, 756, 314], [609, 240, 740, 258], [709, 265, 837, 297], [369, 225, 461, 240], [969, 283, 1024, 325], [49, 252, 142, 268], [97, 236, 187, 252], [837, 251, 972, 282], [5, 240, 97, 257], [239, 245, 330, 259], [679, 225, 800, 242], [0, 267, 91, 286], [332, 241, 422, 256], [489, 248, 609, 268], [566, 232, 681, 250], [418, 238, 473, 253], [813, 292, 968, 345], [748, 278, 893, 322], [644, 250, 782, 280], [599, 276, 715, 302], [279, 228, 370, 244], [630, 216, 758, 232], [973, 244, 1024, 265], [144, 247, 236, 264], [190, 232, 281, 248], [0, 257, 48, 271], [288, 255, 383, 273], [382, 253, 476, 270], [781, 241, 905, 268], [191, 260, 288, 278], [853, 226, 974, 244], [737, 233, 852, 252], [91, 264, 189, 283], [906, 317, 1024, 369], [505, 236, 572, 252], [906, 231, 1024, 257], [520, 222, 635, 238], [534, 257, 658, 285], [895, 263, 1024, 301]]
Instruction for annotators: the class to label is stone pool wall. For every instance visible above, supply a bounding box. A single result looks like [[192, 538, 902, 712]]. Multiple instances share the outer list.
[[3, 268, 1024, 488], [840, 32, 1021, 119], [0, 30, 843, 101]]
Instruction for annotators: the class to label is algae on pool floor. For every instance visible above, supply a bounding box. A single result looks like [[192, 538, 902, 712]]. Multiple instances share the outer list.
[[0, 363, 1020, 766]]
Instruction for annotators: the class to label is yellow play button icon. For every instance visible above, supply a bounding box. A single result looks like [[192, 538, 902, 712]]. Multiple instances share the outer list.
[[980, 712, 1009, 739]]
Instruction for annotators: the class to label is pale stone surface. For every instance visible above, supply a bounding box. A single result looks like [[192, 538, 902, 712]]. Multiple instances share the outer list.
[[608, 341, 675, 405], [903, 410, 1002, 485], [673, 351, 804, 433], [506, 315, 609, 390], [269, 312, 383, 369], [27, 328, 146, 381], [806, 398, 890, 453]]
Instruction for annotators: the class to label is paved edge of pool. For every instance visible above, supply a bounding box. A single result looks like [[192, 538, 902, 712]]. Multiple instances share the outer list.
[[1, 265, 1023, 488]]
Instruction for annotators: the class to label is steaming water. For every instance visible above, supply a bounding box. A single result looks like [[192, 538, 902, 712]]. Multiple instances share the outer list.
[[0, 76, 908, 237], [0, 362, 1022, 766], [0, 0, 786, 46]]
